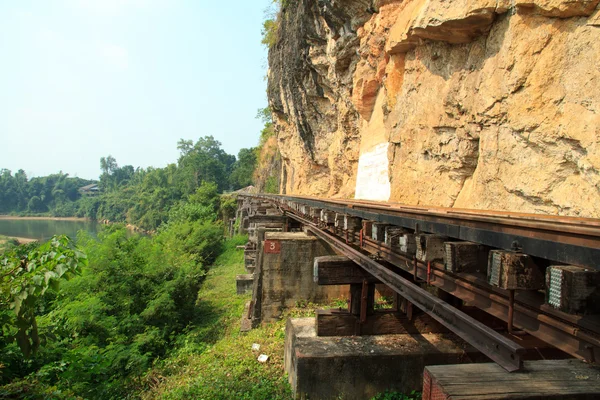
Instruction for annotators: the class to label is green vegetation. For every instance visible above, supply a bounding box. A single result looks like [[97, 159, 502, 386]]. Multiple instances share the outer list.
[[0, 136, 258, 231], [0, 235, 19, 252], [0, 170, 94, 216], [261, 0, 289, 48], [140, 236, 293, 399], [371, 391, 422, 400], [0, 182, 226, 398], [253, 107, 282, 193]]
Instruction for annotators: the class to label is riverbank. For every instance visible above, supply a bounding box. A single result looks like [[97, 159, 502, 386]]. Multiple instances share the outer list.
[[0, 235, 37, 250], [7, 236, 37, 243], [0, 215, 89, 222]]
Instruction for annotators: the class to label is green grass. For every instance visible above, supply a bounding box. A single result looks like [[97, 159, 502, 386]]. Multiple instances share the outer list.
[[141, 235, 293, 400], [139, 235, 421, 400]]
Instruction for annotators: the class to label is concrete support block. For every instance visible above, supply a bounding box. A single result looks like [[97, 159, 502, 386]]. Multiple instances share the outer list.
[[236, 274, 254, 294], [285, 318, 483, 400], [372, 223, 389, 242], [253, 232, 347, 324]]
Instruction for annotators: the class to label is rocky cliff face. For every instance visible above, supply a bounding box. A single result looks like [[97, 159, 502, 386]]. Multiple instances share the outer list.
[[267, 0, 600, 217]]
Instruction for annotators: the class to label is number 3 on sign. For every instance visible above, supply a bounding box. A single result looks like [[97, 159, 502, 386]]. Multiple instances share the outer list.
[[264, 240, 281, 254]]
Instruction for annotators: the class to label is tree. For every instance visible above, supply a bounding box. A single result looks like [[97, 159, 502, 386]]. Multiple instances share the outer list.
[[99, 155, 118, 191], [229, 147, 257, 189], [177, 136, 234, 193], [27, 196, 44, 213], [0, 236, 87, 356]]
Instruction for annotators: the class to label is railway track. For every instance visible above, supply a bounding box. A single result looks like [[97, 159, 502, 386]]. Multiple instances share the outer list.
[[240, 194, 600, 371]]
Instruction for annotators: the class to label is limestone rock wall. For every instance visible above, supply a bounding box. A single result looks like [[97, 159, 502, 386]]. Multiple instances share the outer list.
[[267, 0, 600, 217]]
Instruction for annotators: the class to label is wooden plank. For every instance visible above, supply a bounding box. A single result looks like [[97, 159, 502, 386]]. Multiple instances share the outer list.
[[313, 256, 380, 285], [424, 360, 600, 400], [362, 221, 373, 238], [316, 309, 409, 336]]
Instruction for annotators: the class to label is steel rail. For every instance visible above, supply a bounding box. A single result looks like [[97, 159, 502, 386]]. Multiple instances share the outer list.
[[357, 236, 600, 363], [285, 213, 525, 371], [247, 194, 600, 270], [240, 194, 600, 363]]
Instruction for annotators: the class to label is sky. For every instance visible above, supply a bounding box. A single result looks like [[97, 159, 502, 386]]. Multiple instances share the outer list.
[[0, 0, 272, 180]]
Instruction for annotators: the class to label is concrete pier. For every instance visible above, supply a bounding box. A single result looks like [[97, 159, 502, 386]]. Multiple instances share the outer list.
[[236, 274, 254, 295], [250, 232, 347, 325], [285, 318, 484, 400]]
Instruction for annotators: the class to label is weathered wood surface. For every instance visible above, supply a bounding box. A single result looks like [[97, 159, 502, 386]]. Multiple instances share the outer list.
[[349, 282, 375, 317], [416, 234, 448, 262], [316, 309, 409, 336], [344, 216, 362, 231], [546, 265, 600, 315], [316, 309, 447, 336], [313, 256, 380, 285], [399, 233, 417, 255], [424, 360, 600, 400], [385, 226, 408, 248], [444, 241, 489, 274], [362, 221, 373, 238], [372, 223, 389, 242], [488, 250, 544, 290]]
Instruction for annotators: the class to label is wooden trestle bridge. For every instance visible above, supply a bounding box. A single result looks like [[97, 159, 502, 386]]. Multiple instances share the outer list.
[[238, 193, 600, 373]]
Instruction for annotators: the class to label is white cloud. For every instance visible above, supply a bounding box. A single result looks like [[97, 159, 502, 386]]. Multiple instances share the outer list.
[[99, 43, 130, 70]]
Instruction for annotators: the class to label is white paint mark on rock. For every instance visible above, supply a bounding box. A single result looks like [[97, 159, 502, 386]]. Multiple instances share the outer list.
[[355, 142, 391, 201]]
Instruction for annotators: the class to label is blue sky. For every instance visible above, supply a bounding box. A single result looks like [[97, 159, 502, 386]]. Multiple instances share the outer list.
[[0, 0, 272, 180]]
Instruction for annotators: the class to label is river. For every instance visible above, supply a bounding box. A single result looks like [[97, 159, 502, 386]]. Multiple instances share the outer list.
[[0, 218, 102, 242]]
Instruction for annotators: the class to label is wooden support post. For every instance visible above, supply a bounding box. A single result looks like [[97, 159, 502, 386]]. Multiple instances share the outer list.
[[508, 289, 515, 334], [362, 221, 373, 238]]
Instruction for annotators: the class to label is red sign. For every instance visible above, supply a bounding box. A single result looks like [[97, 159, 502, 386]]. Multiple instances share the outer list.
[[264, 240, 281, 254]]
